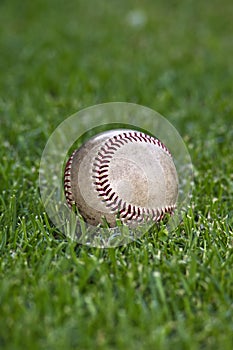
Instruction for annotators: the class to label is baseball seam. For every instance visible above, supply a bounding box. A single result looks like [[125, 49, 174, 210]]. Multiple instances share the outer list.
[[92, 131, 176, 223], [64, 150, 76, 208]]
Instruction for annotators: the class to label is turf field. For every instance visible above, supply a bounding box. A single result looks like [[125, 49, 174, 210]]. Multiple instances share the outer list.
[[0, 0, 233, 349]]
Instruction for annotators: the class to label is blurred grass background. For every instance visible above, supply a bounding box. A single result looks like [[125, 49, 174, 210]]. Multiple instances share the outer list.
[[0, 0, 233, 349]]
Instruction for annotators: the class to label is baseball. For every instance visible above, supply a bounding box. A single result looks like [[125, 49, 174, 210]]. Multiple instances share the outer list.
[[64, 129, 178, 227]]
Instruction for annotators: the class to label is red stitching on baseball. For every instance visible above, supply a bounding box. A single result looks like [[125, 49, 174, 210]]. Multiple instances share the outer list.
[[94, 178, 109, 186], [92, 131, 175, 223], [64, 150, 76, 208]]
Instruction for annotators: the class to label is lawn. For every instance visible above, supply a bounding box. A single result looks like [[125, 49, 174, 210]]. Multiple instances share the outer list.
[[0, 0, 233, 349]]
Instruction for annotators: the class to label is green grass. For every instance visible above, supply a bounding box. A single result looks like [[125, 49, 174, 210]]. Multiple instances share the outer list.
[[0, 0, 233, 349]]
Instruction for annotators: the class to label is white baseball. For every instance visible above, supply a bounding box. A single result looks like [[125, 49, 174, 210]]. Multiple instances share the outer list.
[[64, 129, 178, 227]]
